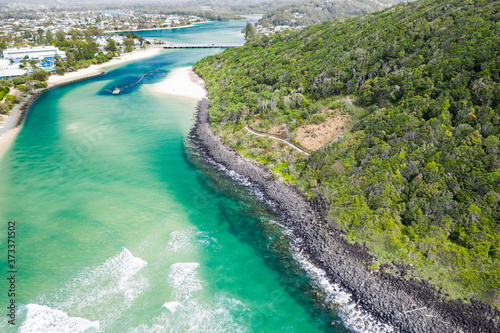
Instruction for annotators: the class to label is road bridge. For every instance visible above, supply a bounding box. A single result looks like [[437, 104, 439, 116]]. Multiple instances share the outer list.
[[163, 44, 243, 49]]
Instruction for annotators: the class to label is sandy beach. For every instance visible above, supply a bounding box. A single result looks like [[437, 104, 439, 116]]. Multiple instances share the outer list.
[[0, 47, 165, 160], [0, 127, 20, 160], [148, 67, 207, 101], [48, 47, 164, 86]]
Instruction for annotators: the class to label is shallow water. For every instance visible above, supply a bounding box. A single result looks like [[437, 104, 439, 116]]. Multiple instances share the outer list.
[[0, 20, 390, 332]]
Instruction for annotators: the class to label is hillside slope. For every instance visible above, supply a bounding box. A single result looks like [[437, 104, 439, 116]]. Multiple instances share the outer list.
[[194, 0, 500, 306], [258, 0, 386, 27]]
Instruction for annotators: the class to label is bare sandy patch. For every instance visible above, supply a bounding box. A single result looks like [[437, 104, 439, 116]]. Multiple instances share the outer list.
[[148, 67, 207, 101], [295, 114, 350, 151], [9, 88, 22, 98], [268, 125, 284, 136], [0, 127, 20, 160], [47, 47, 164, 86]]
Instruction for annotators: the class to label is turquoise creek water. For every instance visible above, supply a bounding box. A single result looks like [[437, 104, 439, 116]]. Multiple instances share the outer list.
[[0, 20, 382, 332]]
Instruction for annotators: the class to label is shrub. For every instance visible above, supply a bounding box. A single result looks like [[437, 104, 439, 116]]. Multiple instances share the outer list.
[[5, 94, 15, 104], [0, 86, 9, 100], [33, 70, 48, 81], [34, 81, 47, 89], [368, 261, 381, 271]]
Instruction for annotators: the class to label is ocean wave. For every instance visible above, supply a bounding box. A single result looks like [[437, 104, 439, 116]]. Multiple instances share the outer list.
[[169, 262, 203, 300], [129, 261, 248, 332], [162, 301, 182, 313], [131, 294, 248, 333], [38, 248, 148, 329], [166, 228, 217, 253], [293, 249, 395, 333], [19, 304, 99, 333]]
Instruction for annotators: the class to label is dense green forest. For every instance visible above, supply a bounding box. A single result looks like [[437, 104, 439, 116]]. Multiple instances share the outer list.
[[257, 0, 409, 27], [157, 0, 301, 15], [258, 0, 384, 27], [147, 0, 303, 18], [195, 0, 500, 306]]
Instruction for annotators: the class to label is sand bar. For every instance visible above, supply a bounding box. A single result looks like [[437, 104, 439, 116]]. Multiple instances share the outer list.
[[148, 66, 207, 101]]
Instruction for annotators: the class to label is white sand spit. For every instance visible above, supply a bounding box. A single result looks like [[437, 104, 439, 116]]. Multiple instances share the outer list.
[[149, 67, 207, 101]]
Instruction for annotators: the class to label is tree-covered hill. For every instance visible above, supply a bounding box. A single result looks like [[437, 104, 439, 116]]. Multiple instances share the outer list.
[[257, 0, 385, 27], [194, 0, 500, 306]]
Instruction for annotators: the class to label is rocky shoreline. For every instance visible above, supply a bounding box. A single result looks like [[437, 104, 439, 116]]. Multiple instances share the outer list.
[[189, 98, 500, 333]]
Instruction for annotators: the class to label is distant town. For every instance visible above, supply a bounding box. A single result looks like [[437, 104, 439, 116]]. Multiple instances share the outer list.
[[0, 5, 206, 79], [0, 2, 299, 117]]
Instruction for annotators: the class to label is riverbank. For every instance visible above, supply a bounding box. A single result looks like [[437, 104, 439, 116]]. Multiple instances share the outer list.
[[148, 66, 207, 101], [0, 47, 164, 160], [107, 21, 209, 34], [47, 47, 164, 86], [0, 87, 49, 160], [189, 96, 500, 332], [0, 127, 20, 160]]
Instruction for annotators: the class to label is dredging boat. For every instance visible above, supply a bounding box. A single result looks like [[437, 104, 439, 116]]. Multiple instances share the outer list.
[[106, 86, 121, 95]]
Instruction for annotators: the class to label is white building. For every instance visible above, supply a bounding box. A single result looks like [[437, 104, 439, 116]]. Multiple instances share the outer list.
[[2, 46, 66, 63], [0, 59, 27, 79]]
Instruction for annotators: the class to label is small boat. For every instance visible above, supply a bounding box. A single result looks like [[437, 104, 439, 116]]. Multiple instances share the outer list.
[[106, 86, 121, 95]]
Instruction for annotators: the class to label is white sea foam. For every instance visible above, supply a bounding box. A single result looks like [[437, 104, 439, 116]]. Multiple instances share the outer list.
[[293, 249, 395, 333], [166, 230, 191, 253], [131, 294, 248, 333], [19, 304, 99, 333], [162, 301, 182, 313], [169, 262, 203, 300], [129, 263, 248, 333], [39, 248, 149, 328], [166, 227, 216, 253], [205, 158, 396, 332], [206, 159, 279, 211]]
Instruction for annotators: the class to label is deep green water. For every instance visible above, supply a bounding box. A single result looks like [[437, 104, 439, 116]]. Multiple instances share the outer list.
[[0, 21, 386, 333]]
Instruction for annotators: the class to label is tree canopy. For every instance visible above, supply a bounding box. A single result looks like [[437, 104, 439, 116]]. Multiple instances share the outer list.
[[258, 0, 386, 27], [195, 0, 500, 306]]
